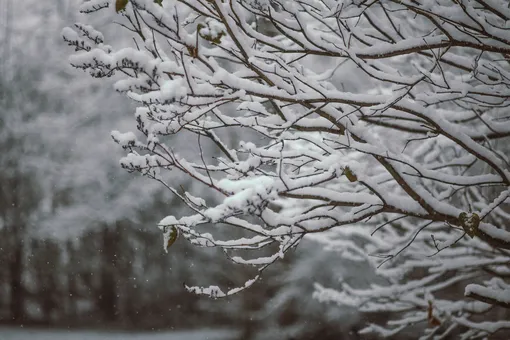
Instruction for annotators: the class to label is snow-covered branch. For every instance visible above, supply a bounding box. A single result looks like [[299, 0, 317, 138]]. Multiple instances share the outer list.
[[65, 0, 510, 338]]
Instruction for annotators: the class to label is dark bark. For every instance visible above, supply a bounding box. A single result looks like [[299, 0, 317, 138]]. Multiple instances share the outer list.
[[99, 225, 119, 322], [9, 241, 24, 323]]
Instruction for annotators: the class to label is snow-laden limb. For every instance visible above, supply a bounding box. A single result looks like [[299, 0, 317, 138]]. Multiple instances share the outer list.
[[185, 276, 259, 298], [65, 0, 510, 338], [465, 278, 510, 309]]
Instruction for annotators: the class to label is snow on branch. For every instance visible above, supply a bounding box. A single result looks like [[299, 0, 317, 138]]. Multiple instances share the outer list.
[[65, 0, 510, 338], [465, 278, 510, 309]]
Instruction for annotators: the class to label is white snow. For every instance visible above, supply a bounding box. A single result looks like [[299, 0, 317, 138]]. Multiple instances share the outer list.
[[0, 328, 237, 340]]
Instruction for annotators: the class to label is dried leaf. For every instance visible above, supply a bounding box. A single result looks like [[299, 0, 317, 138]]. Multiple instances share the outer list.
[[427, 301, 441, 327], [186, 45, 198, 58], [344, 166, 357, 182], [459, 212, 480, 238], [167, 226, 179, 249], [115, 0, 129, 12]]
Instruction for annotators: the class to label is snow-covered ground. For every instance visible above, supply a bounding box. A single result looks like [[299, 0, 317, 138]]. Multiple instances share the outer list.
[[0, 327, 238, 340]]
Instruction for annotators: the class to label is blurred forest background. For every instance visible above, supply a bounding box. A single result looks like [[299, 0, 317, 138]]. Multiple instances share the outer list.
[[0, 1, 380, 339]]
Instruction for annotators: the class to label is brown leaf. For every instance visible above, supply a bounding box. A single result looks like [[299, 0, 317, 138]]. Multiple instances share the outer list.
[[115, 0, 129, 13], [427, 301, 441, 327]]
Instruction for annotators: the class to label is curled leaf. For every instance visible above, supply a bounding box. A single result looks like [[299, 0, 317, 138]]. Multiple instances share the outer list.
[[163, 226, 179, 252]]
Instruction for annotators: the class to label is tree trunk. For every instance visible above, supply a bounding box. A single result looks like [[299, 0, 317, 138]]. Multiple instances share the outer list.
[[99, 225, 118, 322], [66, 240, 77, 322], [9, 241, 23, 323]]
